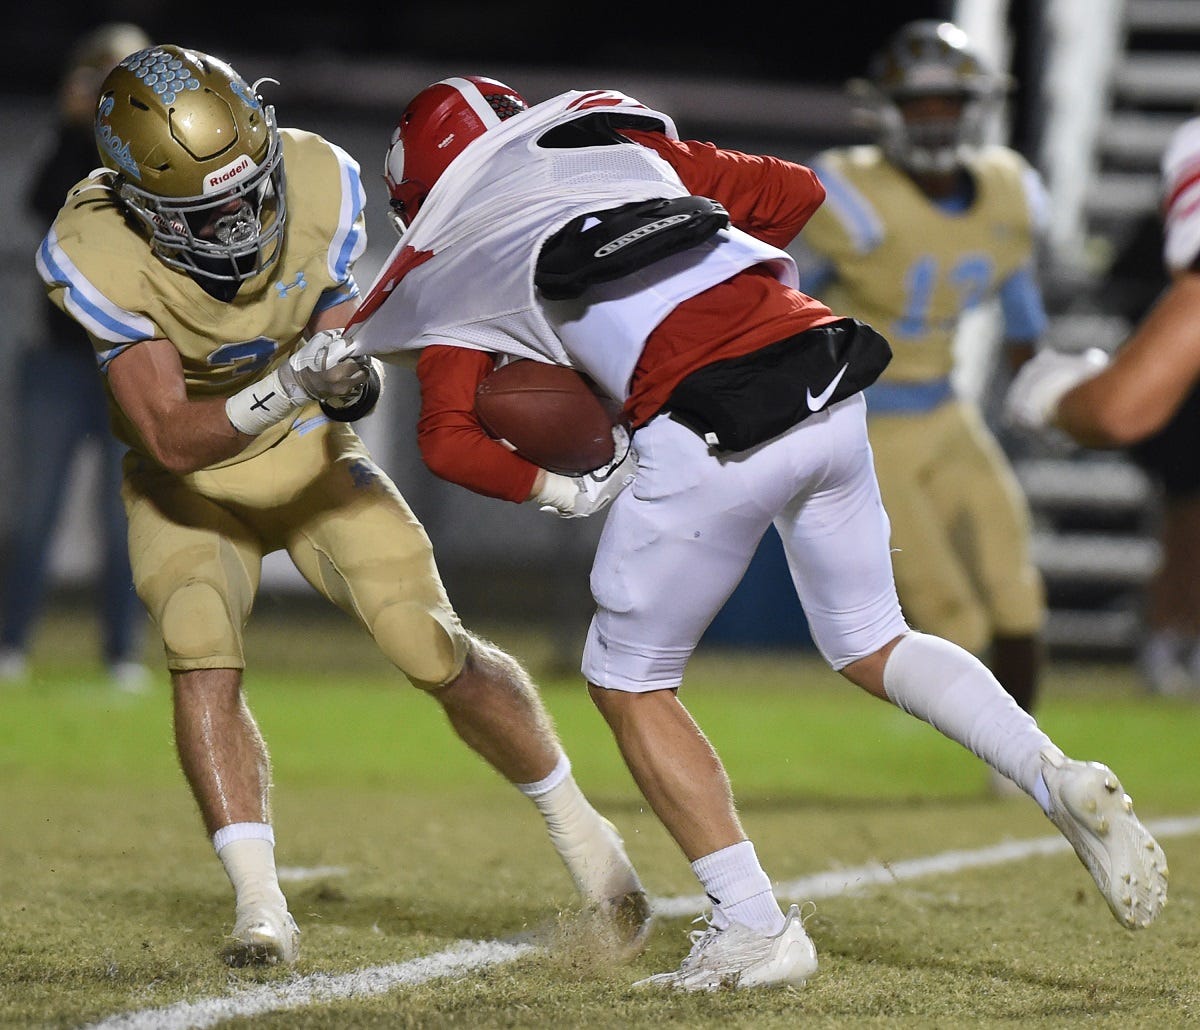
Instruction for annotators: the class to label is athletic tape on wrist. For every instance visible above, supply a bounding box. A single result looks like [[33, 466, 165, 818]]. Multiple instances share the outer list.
[[225, 369, 302, 436]]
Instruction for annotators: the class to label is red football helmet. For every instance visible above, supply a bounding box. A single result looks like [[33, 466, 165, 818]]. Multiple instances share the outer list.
[[383, 75, 527, 232]]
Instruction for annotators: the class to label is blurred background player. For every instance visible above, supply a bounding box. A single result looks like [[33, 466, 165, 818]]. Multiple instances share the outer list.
[[0, 22, 151, 690], [792, 20, 1049, 793], [38, 46, 647, 966], [1008, 111, 1200, 702]]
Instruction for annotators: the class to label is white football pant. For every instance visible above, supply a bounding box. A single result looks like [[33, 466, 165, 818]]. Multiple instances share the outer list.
[[583, 392, 908, 691]]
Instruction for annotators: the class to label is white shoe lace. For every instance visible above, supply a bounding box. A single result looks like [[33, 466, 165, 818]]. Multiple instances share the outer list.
[[677, 913, 721, 970]]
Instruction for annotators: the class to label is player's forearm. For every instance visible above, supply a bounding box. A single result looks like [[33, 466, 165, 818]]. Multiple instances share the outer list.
[[138, 398, 249, 474], [108, 337, 268, 474], [1058, 274, 1200, 446], [419, 425, 539, 502], [1055, 361, 1190, 447], [1053, 378, 1139, 447]]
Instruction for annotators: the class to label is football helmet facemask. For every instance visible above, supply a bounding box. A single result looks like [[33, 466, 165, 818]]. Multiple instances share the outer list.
[[383, 75, 527, 234], [95, 45, 286, 285], [864, 20, 1007, 175]]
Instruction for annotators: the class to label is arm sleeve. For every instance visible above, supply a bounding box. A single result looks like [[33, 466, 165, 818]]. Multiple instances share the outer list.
[[998, 263, 1049, 342], [416, 345, 542, 503], [620, 129, 826, 249]]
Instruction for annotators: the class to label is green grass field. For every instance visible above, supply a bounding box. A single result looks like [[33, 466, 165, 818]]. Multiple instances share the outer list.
[[1, 604, 1198, 1028]]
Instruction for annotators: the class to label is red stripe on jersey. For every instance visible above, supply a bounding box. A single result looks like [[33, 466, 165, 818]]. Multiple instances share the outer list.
[[346, 245, 434, 335], [567, 90, 639, 112], [1164, 161, 1200, 217]]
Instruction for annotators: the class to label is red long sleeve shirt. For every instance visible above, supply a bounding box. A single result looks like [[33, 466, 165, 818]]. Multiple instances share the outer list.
[[416, 130, 837, 503]]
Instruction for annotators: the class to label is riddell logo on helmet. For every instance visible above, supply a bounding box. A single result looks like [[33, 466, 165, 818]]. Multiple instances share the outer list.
[[204, 155, 258, 194]]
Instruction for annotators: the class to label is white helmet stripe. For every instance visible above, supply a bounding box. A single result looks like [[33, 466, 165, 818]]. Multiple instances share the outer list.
[[439, 76, 503, 128]]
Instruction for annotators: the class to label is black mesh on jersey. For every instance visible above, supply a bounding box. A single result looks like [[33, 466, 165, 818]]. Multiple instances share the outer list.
[[486, 94, 527, 120]]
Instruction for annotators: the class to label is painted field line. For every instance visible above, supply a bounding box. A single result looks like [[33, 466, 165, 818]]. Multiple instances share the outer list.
[[81, 940, 534, 1030], [654, 813, 1200, 918], [81, 814, 1200, 1030], [277, 866, 348, 882]]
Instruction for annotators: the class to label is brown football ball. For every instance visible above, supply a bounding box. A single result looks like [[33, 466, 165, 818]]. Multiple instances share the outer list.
[[475, 359, 625, 475]]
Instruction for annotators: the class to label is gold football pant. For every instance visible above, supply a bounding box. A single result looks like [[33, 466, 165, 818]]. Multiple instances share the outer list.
[[866, 399, 1044, 654], [122, 416, 467, 688]]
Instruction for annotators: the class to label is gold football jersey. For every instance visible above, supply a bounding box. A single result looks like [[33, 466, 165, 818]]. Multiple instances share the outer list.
[[37, 128, 367, 466], [800, 143, 1042, 383]]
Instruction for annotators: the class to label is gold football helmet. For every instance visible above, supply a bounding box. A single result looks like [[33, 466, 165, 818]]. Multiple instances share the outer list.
[[94, 45, 286, 285]]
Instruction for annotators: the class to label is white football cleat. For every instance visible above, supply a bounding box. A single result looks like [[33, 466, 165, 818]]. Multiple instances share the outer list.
[[1040, 749, 1169, 929], [591, 887, 653, 961], [222, 905, 301, 967], [634, 905, 817, 991], [555, 814, 652, 958]]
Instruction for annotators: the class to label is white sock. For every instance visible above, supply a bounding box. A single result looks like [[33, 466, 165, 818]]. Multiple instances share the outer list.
[[883, 632, 1062, 810], [515, 752, 573, 799], [691, 840, 785, 935], [213, 822, 288, 914], [518, 754, 640, 903]]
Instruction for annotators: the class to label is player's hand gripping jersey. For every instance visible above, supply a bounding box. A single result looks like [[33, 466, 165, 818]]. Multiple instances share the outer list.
[[37, 128, 366, 469]]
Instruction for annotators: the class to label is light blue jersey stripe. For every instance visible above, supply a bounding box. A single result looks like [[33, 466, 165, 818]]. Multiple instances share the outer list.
[[999, 264, 1048, 340], [36, 228, 156, 345], [811, 158, 884, 255], [866, 377, 954, 414], [327, 141, 367, 284], [313, 281, 360, 315]]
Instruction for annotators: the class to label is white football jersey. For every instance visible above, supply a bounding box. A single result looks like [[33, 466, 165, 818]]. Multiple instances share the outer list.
[[1161, 116, 1200, 273]]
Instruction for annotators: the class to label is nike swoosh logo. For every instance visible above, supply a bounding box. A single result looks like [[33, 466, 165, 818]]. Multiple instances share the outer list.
[[806, 363, 849, 411]]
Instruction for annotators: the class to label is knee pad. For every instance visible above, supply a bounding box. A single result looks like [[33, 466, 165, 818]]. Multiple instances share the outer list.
[[159, 579, 243, 667], [371, 601, 467, 690]]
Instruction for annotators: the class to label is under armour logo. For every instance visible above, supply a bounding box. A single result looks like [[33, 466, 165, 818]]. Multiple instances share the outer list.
[[348, 459, 377, 489], [250, 389, 278, 411], [274, 272, 307, 297]]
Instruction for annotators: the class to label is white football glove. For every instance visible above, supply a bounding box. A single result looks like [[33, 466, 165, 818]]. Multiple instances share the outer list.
[[277, 328, 371, 405], [533, 427, 637, 518], [1004, 347, 1110, 432]]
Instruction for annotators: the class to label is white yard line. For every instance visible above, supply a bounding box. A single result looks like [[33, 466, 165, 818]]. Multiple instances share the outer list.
[[654, 814, 1200, 918], [81, 815, 1200, 1030], [277, 866, 349, 882], [81, 941, 535, 1030]]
